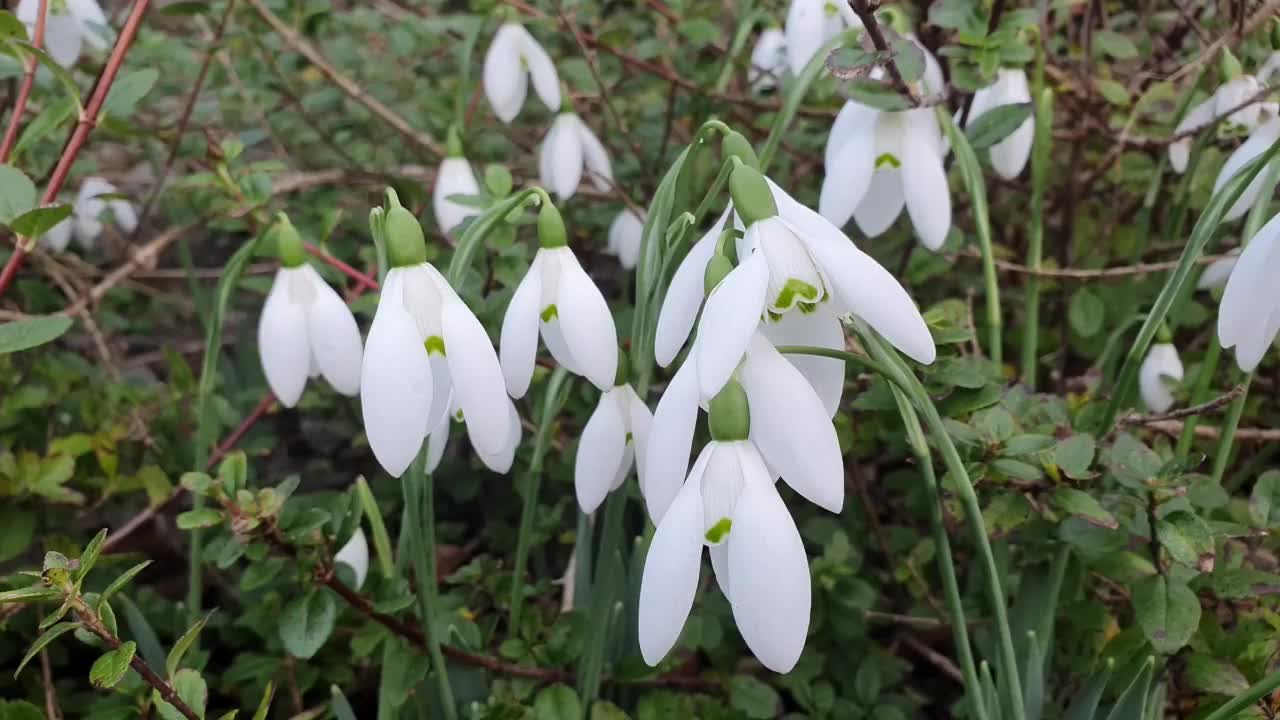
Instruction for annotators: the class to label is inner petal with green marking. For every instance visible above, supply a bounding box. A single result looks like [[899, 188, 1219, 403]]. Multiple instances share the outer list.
[[757, 219, 827, 314], [540, 304, 558, 322], [704, 518, 732, 544], [875, 152, 901, 169], [425, 336, 446, 356]]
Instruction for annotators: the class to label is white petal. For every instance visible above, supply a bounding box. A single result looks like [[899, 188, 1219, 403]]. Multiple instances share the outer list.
[[760, 303, 845, 417], [1220, 212, 1280, 368], [694, 248, 769, 398], [43, 14, 84, 68], [901, 110, 952, 250], [518, 26, 562, 112], [543, 114, 585, 200], [483, 24, 529, 123], [607, 209, 645, 270], [1214, 117, 1280, 222], [575, 389, 627, 513], [425, 416, 449, 474], [784, 0, 826, 75], [624, 384, 654, 484], [820, 124, 876, 228], [1170, 98, 1216, 174], [334, 528, 369, 590], [361, 269, 431, 477], [578, 120, 614, 192], [699, 443, 746, 542], [709, 543, 731, 600], [852, 165, 905, 238], [638, 477, 705, 666], [1197, 249, 1239, 290], [825, 101, 878, 168], [727, 445, 811, 673], [426, 353, 454, 441], [749, 28, 787, 91], [553, 248, 619, 391], [477, 399, 522, 474], [258, 269, 311, 408], [654, 210, 725, 367], [41, 218, 73, 252], [67, 0, 107, 49], [301, 265, 363, 396], [433, 157, 482, 235], [500, 255, 544, 399], [1260, 51, 1280, 85], [541, 317, 581, 374], [1139, 343, 1183, 413], [644, 361, 702, 523], [442, 298, 511, 458]]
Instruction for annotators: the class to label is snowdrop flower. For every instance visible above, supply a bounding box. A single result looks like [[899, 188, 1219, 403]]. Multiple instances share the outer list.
[[820, 45, 952, 249], [424, 394, 523, 475], [483, 22, 561, 123], [1170, 74, 1270, 173], [501, 201, 619, 397], [361, 199, 512, 477], [966, 68, 1033, 179], [639, 380, 812, 673], [257, 215, 362, 408], [1197, 248, 1240, 291], [1138, 343, 1183, 413], [1211, 114, 1280, 222], [1259, 51, 1280, 85], [17, 0, 109, 68], [42, 177, 138, 252], [1218, 211, 1280, 371], [749, 28, 787, 92], [334, 528, 369, 590], [606, 209, 644, 270], [540, 112, 613, 200], [784, 0, 862, 75], [575, 362, 652, 513], [434, 129, 481, 236]]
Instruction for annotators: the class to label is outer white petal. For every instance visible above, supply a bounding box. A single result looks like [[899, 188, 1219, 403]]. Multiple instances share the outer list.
[[638, 476, 705, 666], [852, 166, 905, 238], [517, 26, 562, 112], [901, 110, 952, 250], [425, 415, 449, 473], [43, 14, 84, 68], [694, 248, 769, 398], [483, 24, 529, 123], [554, 249, 619, 391], [1260, 52, 1280, 85], [982, 69, 1033, 180], [434, 157, 482, 235], [785, 0, 826, 75], [41, 217, 73, 252], [654, 210, 725, 366], [1170, 97, 1216, 173], [67, 0, 108, 49], [644, 361, 702, 522], [477, 399, 522, 474], [258, 269, 311, 408], [820, 124, 876, 228], [709, 543, 731, 599], [1197, 249, 1240, 290], [1220, 212, 1280, 367], [361, 270, 431, 477], [1139, 343, 1183, 413], [442, 298, 511, 458], [740, 337, 843, 512], [575, 389, 627, 513], [500, 254, 544, 399], [426, 353, 454, 441], [577, 121, 614, 192], [1217, 75, 1263, 130], [727, 445, 811, 673], [918, 38, 945, 97], [607, 209, 645, 270], [760, 303, 845, 417], [749, 28, 787, 91], [334, 528, 369, 590], [826, 102, 878, 169], [624, 384, 654, 484], [543, 114, 584, 200], [1214, 117, 1280, 222], [301, 265, 362, 396]]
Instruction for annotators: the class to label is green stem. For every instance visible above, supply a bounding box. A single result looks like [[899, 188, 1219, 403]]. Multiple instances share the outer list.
[[577, 488, 626, 711], [509, 368, 572, 632], [775, 345, 899, 384], [356, 476, 396, 580], [712, 4, 760, 93], [1202, 668, 1280, 720], [403, 450, 457, 720], [1021, 88, 1053, 388], [1209, 375, 1251, 486]]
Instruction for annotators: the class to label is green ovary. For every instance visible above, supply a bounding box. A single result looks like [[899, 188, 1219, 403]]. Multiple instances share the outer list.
[[704, 518, 732, 544]]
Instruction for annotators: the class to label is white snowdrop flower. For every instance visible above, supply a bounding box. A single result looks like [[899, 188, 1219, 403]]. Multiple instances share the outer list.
[[1171, 60, 1277, 174], [17, 0, 109, 68], [42, 176, 138, 252], [257, 216, 362, 408], [1211, 115, 1280, 222], [749, 28, 788, 92], [639, 380, 812, 673], [483, 22, 561, 123], [1218, 211, 1280, 371], [1215, 74, 1266, 132], [1258, 51, 1280, 85], [606, 209, 644, 270], [966, 68, 1033, 179], [434, 133, 482, 236], [575, 375, 652, 513], [424, 394, 523, 475], [361, 204, 512, 477], [500, 201, 619, 397], [335, 528, 369, 590], [1138, 343, 1183, 413], [783, 0, 862, 75], [540, 112, 613, 201], [1197, 248, 1240, 291], [820, 44, 951, 249]]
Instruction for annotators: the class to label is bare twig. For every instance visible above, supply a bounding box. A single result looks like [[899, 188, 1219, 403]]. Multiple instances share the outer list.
[[1120, 384, 1246, 426], [845, 0, 920, 105], [1143, 421, 1280, 443], [0, 0, 47, 162], [953, 247, 1232, 279], [1167, 0, 1280, 82]]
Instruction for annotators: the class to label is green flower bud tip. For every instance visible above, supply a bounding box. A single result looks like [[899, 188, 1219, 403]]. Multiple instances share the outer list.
[[274, 213, 306, 268], [537, 200, 568, 249], [1220, 48, 1242, 82], [614, 347, 630, 386], [385, 206, 427, 267], [703, 253, 734, 295], [721, 131, 759, 170], [708, 380, 750, 442], [446, 125, 465, 158], [728, 164, 778, 226]]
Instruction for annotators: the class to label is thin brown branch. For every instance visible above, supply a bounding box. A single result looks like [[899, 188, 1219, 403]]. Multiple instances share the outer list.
[[1120, 384, 1246, 427], [953, 247, 1231, 279], [75, 600, 200, 720], [1167, 0, 1280, 82], [1143, 421, 1280, 443], [0, 0, 48, 163], [846, 0, 920, 105]]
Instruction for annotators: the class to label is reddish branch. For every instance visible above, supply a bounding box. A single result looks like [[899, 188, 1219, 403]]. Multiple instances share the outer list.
[[0, 0, 48, 163], [0, 0, 153, 300]]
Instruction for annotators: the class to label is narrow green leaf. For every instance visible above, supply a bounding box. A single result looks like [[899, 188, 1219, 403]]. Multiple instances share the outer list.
[[166, 613, 211, 677], [155, 669, 208, 720], [330, 685, 356, 720], [103, 68, 159, 118], [15, 622, 79, 678], [74, 528, 109, 584], [9, 204, 71, 238], [1103, 657, 1155, 720], [176, 508, 223, 530], [0, 316, 74, 354], [0, 10, 28, 39], [89, 641, 136, 689], [355, 476, 394, 580], [119, 595, 166, 673], [0, 585, 60, 604], [845, 77, 913, 111], [1022, 632, 1044, 720], [98, 561, 153, 609], [253, 681, 276, 720], [1063, 658, 1113, 720], [12, 95, 75, 160], [1051, 488, 1118, 529]]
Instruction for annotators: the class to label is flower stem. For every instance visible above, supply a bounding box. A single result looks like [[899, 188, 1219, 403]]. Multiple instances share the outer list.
[[1021, 88, 1054, 388], [403, 450, 457, 720], [577, 487, 626, 709], [1210, 374, 1251, 486]]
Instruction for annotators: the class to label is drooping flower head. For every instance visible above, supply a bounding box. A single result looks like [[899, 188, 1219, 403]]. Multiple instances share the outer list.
[[749, 27, 788, 92], [540, 112, 613, 201], [335, 527, 370, 590], [1171, 49, 1280, 174], [575, 353, 652, 513], [1138, 343, 1183, 413], [483, 21, 561, 123], [1218, 211, 1280, 371], [42, 176, 139, 252], [257, 214, 363, 408], [783, 0, 862, 75], [17, 0, 109, 68], [966, 68, 1034, 179], [606, 208, 645, 270], [434, 126, 482, 236]]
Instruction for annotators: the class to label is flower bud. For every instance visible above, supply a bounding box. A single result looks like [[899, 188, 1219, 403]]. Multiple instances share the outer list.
[[537, 198, 568, 248], [721, 130, 759, 170], [1219, 48, 1243, 82], [274, 212, 306, 268], [708, 379, 750, 442], [728, 164, 778, 226]]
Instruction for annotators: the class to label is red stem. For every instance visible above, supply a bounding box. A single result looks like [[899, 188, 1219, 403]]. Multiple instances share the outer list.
[[304, 243, 379, 291], [0, 0, 152, 300], [208, 393, 278, 467], [0, 0, 48, 163]]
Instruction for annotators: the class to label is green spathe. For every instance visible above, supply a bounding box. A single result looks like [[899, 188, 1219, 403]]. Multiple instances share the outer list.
[[385, 206, 427, 267], [537, 199, 567, 248], [728, 164, 778, 226], [703, 254, 734, 295], [708, 380, 750, 442], [274, 213, 306, 268]]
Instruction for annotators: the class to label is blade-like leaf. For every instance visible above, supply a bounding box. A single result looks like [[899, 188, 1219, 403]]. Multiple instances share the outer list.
[[15, 622, 79, 678]]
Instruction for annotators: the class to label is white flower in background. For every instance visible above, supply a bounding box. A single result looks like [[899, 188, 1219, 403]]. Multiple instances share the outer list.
[[334, 528, 369, 590], [1211, 115, 1280, 222], [575, 379, 652, 513], [42, 177, 139, 252], [16, 0, 109, 68], [606, 209, 644, 270], [500, 203, 619, 397], [1197, 248, 1240, 291], [1259, 51, 1280, 85], [361, 205, 512, 477], [434, 139, 481, 235], [425, 394, 523, 475], [483, 22, 561, 123], [639, 381, 812, 673], [1170, 74, 1271, 173], [1138, 343, 1183, 413], [1218, 211, 1280, 371], [820, 45, 952, 249], [256, 215, 362, 408], [784, 0, 862, 75], [540, 113, 613, 200], [749, 28, 787, 92], [967, 68, 1033, 179]]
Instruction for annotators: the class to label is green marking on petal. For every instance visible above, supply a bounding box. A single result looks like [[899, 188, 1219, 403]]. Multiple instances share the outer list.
[[798, 301, 819, 315], [705, 518, 732, 544], [425, 336, 446, 356], [823, 1, 838, 16], [624, 432, 633, 445], [540, 304, 559, 322], [454, 409, 464, 422], [875, 153, 901, 169], [774, 278, 820, 311]]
